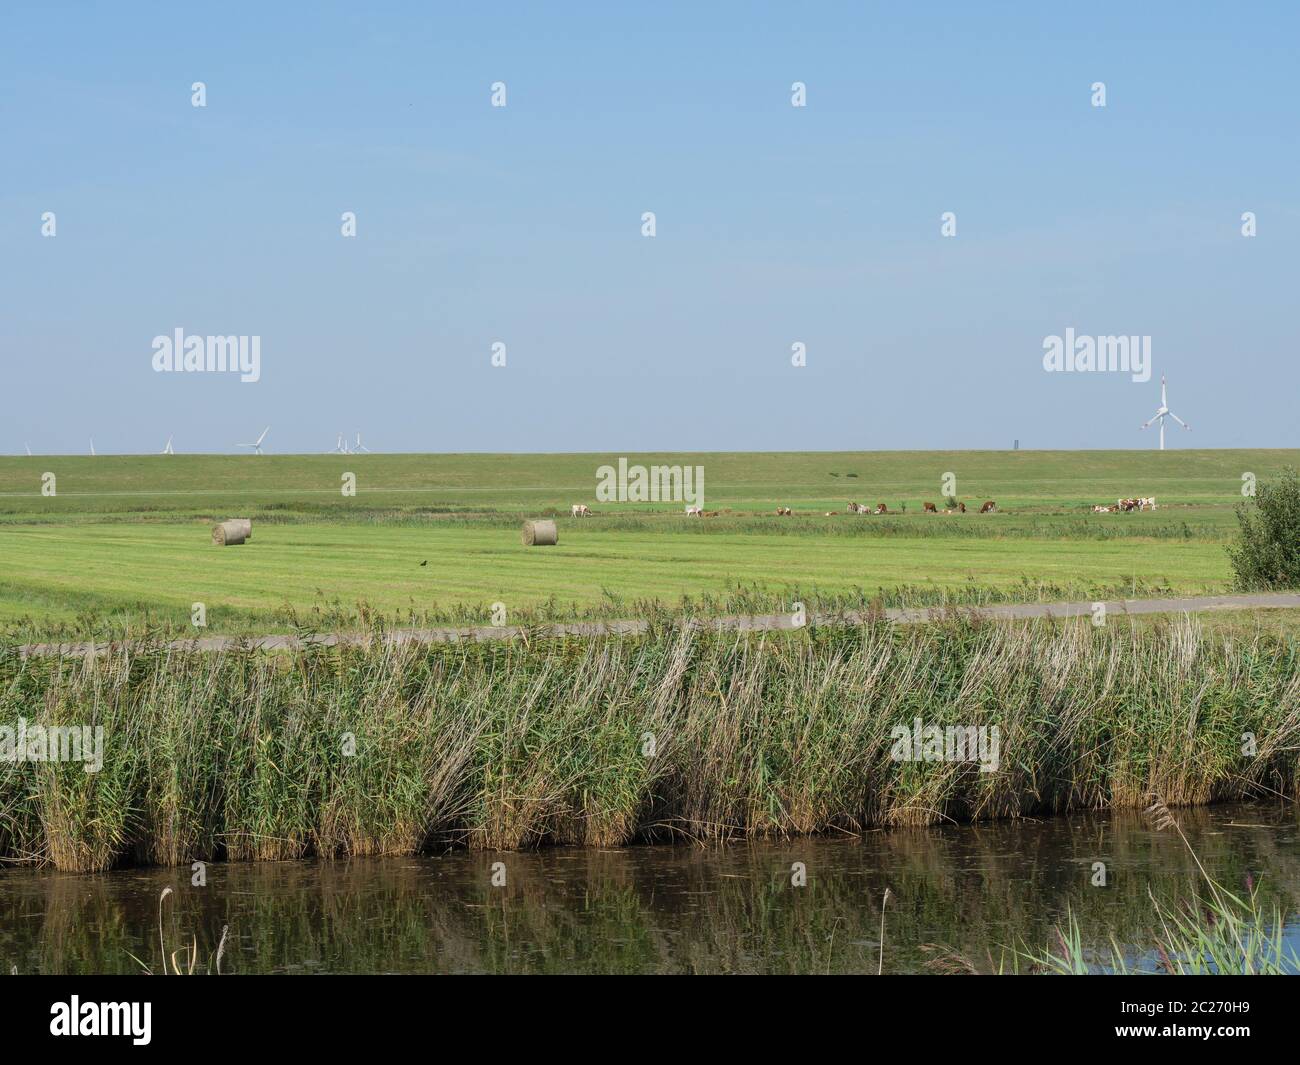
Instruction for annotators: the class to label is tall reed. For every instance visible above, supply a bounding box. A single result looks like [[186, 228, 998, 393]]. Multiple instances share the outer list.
[[1, 616, 1297, 872]]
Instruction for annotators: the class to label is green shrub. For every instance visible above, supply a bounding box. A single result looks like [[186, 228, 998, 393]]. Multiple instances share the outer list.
[[1228, 467, 1300, 589]]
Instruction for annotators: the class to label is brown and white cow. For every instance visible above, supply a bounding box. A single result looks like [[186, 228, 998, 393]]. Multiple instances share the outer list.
[[874, 503, 889, 515], [571, 504, 591, 517], [775, 506, 792, 516], [979, 500, 997, 513], [923, 502, 938, 513], [685, 505, 702, 517]]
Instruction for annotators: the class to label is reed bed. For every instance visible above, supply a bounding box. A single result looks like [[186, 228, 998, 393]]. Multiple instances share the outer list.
[[1, 616, 1297, 872]]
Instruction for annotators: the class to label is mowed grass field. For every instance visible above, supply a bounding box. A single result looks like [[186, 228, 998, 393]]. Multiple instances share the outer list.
[[1, 449, 1295, 637]]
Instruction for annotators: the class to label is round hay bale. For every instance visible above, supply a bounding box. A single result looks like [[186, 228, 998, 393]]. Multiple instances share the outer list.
[[231, 517, 252, 540], [521, 519, 558, 547], [212, 520, 247, 546]]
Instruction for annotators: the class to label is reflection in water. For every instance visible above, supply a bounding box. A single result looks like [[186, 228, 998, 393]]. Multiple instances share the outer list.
[[2, 803, 1298, 974]]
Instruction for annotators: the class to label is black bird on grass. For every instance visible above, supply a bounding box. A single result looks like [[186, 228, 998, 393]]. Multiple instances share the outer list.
[[419, 560, 428, 567]]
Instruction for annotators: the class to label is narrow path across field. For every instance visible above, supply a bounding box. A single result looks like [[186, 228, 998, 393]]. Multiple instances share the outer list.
[[15, 592, 1300, 658]]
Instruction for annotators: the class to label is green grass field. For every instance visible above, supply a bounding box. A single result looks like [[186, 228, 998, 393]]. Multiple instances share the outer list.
[[1, 449, 1295, 637]]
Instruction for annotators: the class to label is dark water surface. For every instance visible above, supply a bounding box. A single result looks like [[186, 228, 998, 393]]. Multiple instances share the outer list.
[[3, 802, 1299, 974]]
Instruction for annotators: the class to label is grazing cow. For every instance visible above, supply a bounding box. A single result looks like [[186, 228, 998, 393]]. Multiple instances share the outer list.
[[979, 500, 997, 513], [685, 505, 702, 517], [571, 504, 591, 517], [874, 503, 889, 515], [775, 506, 792, 516], [847, 501, 865, 514], [923, 502, 938, 513], [957, 502, 966, 513], [1117, 497, 1157, 512]]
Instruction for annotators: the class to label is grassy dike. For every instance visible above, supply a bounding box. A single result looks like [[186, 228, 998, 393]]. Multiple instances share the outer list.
[[2, 616, 1298, 873]]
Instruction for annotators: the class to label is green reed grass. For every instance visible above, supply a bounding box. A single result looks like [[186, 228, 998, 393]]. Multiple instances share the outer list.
[[2, 615, 1297, 872]]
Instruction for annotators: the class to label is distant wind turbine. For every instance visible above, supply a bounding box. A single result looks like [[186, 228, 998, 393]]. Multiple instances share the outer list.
[[238, 426, 270, 455], [331, 433, 350, 455], [161, 435, 175, 455], [1140, 375, 1190, 450], [24, 443, 32, 456], [353, 432, 371, 453], [90, 438, 96, 456]]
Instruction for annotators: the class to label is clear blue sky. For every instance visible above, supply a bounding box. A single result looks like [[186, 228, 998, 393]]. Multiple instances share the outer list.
[[2, 2, 1295, 454]]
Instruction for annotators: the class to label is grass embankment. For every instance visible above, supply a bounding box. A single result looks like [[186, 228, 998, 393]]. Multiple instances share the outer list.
[[5, 449, 1296, 515], [2, 616, 1297, 872]]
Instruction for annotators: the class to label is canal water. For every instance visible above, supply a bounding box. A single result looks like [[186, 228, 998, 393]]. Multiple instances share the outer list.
[[2, 802, 1298, 974]]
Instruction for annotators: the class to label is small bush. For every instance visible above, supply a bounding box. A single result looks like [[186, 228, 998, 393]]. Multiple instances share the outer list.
[[1228, 467, 1300, 590]]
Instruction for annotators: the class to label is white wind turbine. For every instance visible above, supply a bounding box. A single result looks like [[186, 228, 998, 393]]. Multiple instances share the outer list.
[[353, 432, 371, 453], [239, 426, 270, 454], [90, 438, 96, 456], [161, 435, 175, 455], [1140, 375, 1190, 450], [24, 443, 32, 456], [331, 433, 350, 454]]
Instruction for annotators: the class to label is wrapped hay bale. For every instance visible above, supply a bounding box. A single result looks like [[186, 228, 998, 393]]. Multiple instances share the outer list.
[[212, 520, 248, 546], [521, 519, 558, 546], [231, 518, 252, 540]]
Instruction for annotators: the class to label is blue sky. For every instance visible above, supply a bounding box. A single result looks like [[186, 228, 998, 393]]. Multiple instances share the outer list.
[[2, 2, 1295, 454]]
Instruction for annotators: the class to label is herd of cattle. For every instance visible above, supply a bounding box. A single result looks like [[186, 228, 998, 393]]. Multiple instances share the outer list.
[[1092, 496, 1157, 513], [572, 501, 998, 517], [844, 500, 995, 515], [570, 496, 1155, 518]]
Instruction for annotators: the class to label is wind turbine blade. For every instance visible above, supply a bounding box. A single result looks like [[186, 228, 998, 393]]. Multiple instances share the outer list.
[[1168, 412, 1188, 429]]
